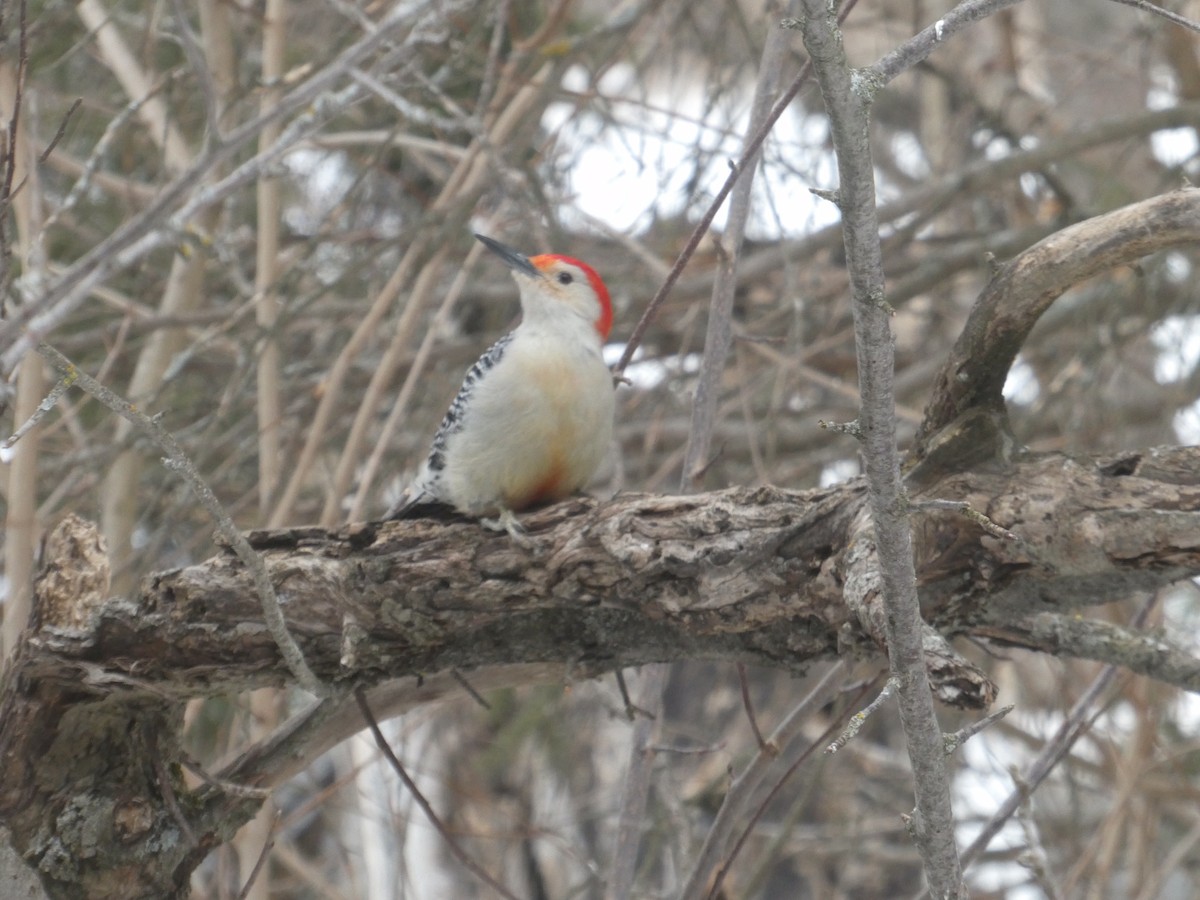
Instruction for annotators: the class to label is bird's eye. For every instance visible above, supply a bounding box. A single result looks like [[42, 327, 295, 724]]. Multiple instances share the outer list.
[[557, 271, 574, 285]]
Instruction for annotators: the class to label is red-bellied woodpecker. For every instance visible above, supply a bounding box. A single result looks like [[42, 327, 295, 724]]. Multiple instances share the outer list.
[[386, 233, 616, 539]]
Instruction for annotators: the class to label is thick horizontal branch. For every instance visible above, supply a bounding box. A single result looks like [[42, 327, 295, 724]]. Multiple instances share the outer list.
[[4, 445, 1200, 897], [18, 446, 1200, 700]]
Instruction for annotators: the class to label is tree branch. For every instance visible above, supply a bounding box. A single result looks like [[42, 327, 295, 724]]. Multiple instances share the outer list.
[[3, 445, 1200, 896], [912, 188, 1200, 471], [978, 612, 1200, 693], [797, 1, 964, 893]]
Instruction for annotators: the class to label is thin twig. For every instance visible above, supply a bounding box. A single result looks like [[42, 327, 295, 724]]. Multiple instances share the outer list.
[[826, 676, 898, 754], [678, 662, 855, 900], [0, 0, 28, 318], [705, 676, 875, 900], [147, 723, 197, 848], [604, 663, 669, 900], [942, 704, 1013, 756], [680, 0, 795, 489], [37, 97, 81, 163], [613, 0, 864, 377], [36, 342, 325, 695], [168, 0, 220, 145], [958, 595, 1158, 871], [614, 669, 639, 721], [450, 668, 491, 710], [2, 369, 74, 449], [40, 78, 171, 236], [353, 687, 522, 900], [737, 662, 772, 754], [868, 0, 1027, 86], [910, 498, 1020, 541], [1107, 0, 1200, 33], [179, 753, 272, 801], [1, 1, 431, 373]]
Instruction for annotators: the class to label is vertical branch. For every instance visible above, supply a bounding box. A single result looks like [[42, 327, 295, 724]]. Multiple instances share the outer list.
[[603, 664, 669, 900], [0, 49, 44, 661], [237, 6, 289, 898], [795, 3, 964, 897], [256, 0, 286, 519], [90, 0, 211, 593], [0, 0, 25, 312], [681, 1, 792, 488]]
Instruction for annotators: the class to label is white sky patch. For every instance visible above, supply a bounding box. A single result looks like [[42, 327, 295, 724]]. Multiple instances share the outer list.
[[890, 131, 930, 180], [602, 342, 629, 369], [1148, 71, 1200, 168], [284, 147, 355, 234], [1003, 355, 1040, 405], [545, 65, 839, 238], [1152, 314, 1200, 441], [1173, 401, 1200, 444], [819, 458, 859, 486], [977, 130, 1010, 160], [1150, 314, 1200, 383], [1175, 688, 1200, 733], [1162, 581, 1200, 653], [956, 732, 1037, 897], [1163, 251, 1193, 283], [610, 344, 703, 391]]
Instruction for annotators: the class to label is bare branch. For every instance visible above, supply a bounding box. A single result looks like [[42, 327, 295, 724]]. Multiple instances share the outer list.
[[978, 612, 1200, 693], [604, 664, 669, 900], [0, 1, 442, 373], [613, 0, 864, 376], [705, 677, 873, 900], [1107, 0, 1200, 34], [958, 597, 1158, 875], [826, 676, 898, 754], [798, 0, 965, 892], [678, 662, 854, 900], [36, 343, 325, 695], [913, 189, 1200, 470], [868, 0, 1027, 87]]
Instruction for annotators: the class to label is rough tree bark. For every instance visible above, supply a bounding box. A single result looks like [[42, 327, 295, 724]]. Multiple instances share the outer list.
[[2, 440, 1200, 897]]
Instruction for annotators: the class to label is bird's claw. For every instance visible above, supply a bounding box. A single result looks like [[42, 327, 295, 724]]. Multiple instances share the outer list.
[[481, 509, 541, 552]]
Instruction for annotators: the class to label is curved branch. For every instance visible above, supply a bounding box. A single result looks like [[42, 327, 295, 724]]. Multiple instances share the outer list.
[[913, 189, 1200, 470]]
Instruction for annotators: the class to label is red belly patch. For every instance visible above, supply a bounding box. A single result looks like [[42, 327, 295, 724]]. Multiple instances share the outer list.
[[509, 459, 568, 510]]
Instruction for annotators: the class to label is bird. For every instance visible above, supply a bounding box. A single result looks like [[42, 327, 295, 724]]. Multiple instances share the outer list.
[[386, 233, 616, 540]]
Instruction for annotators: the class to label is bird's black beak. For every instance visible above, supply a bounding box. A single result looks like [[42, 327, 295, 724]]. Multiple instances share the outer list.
[[475, 233, 541, 279]]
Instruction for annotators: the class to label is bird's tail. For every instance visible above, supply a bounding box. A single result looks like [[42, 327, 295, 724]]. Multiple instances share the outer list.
[[384, 488, 456, 522]]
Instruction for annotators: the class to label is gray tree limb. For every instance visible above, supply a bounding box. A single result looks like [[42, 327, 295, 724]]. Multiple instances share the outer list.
[[797, 0, 966, 893]]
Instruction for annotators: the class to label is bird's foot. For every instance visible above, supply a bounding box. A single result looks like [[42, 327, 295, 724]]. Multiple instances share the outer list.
[[481, 508, 540, 552]]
